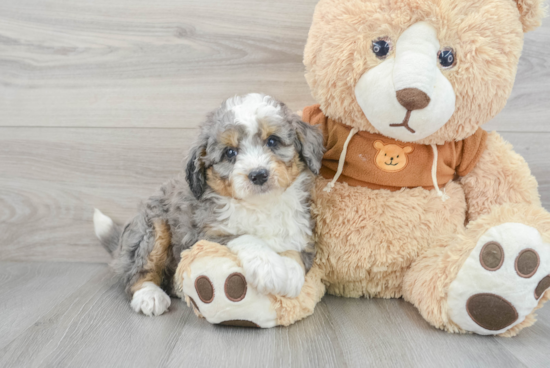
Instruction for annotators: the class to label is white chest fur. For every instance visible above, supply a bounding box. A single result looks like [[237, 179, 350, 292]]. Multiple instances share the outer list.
[[213, 173, 312, 253]]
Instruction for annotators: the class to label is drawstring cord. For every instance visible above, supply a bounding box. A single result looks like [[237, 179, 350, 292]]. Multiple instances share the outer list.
[[322, 130, 449, 203], [430, 144, 449, 202], [323, 128, 359, 193]]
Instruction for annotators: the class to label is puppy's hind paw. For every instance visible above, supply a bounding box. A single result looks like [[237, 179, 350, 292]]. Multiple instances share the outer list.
[[130, 282, 171, 317]]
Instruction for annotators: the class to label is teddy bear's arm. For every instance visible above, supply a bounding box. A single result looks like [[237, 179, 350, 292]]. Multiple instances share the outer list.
[[460, 131, 541, 222]]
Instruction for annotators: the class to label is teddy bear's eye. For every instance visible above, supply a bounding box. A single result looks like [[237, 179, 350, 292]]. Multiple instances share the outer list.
[[372, 40, 390, 58], [438, 48, 456, 69], [397, 155, 399, 158]]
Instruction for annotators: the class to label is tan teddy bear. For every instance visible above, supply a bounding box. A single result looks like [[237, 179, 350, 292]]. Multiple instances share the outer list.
[[175, 0, 550, 336]]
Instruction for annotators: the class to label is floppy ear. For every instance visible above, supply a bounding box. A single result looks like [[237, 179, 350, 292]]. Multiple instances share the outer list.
[[514, 0, 546, 32], [293, 117, 325, 175], [185, 143, 207, 200]]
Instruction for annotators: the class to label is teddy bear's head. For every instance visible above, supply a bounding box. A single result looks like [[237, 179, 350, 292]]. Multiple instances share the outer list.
[[304, 0, 545, 144]]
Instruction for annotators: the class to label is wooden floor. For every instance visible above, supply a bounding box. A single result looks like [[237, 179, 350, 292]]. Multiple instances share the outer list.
[[1, 0, 550, 367]]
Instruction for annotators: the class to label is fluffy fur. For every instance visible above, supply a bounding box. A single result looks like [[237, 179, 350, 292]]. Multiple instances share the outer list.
[[94, 93, 324, 315], [175, 0, 550, 336], [303, 0, 541, 144]]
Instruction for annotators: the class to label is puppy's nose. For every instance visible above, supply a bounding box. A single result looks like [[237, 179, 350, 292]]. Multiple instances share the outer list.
[[396, 88, 430, 111], [248, 169, 269, 186]]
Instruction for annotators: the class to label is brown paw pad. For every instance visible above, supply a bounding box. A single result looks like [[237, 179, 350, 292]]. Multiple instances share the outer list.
[[225, 272, 247, 302], [219, 320, 260, 328], [479, 241, 504, 271], [515, 249, 540, 278], [535, 276, 550, 300], [466, 293, 518, 331], [195, 276, 214, 303]]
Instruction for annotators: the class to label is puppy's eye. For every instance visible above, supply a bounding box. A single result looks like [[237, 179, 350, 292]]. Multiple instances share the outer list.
[[225, 148, 238, 159], [266, 135, 279, 148], [438, 48, 456, 69], [372, 39, 390, 58]]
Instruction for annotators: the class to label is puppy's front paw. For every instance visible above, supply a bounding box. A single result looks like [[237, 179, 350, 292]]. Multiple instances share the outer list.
[[239, 252, 288, 296], [130, 282, 171, 316], [280, 257, 305, 298]]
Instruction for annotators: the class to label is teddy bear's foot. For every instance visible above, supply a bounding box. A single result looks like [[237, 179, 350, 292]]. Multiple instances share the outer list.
[[180, 255, 278, 328], [447, 223, 550, 335], [174, 240, 326, 328]]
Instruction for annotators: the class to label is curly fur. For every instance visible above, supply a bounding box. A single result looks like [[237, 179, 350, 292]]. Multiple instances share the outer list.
[[94, 94, 324, 299]]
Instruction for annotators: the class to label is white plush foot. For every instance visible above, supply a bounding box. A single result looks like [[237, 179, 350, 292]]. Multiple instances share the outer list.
[[130, 282, 171, 317], [448, 223, 550, 335], [179, 256, 278, 328]]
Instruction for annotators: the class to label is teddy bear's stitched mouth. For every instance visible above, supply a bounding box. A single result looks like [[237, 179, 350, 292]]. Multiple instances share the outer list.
[[389, 110, 416, 134], [385, 162, 399, 166]]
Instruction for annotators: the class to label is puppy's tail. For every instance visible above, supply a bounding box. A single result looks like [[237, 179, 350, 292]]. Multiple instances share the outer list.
[[93, 209, 122, 255]]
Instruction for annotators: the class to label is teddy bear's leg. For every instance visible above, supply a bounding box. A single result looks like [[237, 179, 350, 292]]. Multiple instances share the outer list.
[[173, 240, 325, 328], [403, 203, 550, 336]]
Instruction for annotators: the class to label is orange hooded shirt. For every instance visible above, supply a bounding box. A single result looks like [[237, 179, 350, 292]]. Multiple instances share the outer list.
[[302, 104, 488, 191]]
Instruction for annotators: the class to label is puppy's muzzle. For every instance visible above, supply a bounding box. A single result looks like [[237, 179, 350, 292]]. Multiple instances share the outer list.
[[248, 168, 269, 186]]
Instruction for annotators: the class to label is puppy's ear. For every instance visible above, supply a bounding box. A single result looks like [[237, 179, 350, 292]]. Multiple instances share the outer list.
[[292, 115, 325, 175], [185, 143, 207, 200]]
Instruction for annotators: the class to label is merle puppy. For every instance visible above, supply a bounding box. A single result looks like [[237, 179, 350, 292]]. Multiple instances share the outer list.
[[94, 93, 324, 316]]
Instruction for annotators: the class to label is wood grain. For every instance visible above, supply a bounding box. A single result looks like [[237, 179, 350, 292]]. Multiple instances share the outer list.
[[1, 128, 549, 263], [323, 296, 529, 368], [1, 262, 549, 368], [0, 0, 548, 131], [0, 127, 196, 263], [0, 263, 344, 368], [485, 22, 550, 133], [0, 0, 317, 128], [0, 262, 103, 349], [2, 0, 550, 366]]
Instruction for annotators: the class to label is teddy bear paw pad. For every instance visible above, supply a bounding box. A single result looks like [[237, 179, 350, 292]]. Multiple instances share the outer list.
[[447, 223, 550, 335], [180, 256, 277, 328]]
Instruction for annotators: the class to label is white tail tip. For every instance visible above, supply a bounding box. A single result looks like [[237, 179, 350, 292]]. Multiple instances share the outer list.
[[93, 208, 113, 239]]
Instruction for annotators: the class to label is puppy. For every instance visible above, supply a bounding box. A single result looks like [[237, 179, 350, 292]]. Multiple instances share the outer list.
[[94, 93, 324, 316]]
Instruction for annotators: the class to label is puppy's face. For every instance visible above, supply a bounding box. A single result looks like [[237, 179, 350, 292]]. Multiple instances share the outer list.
[[186, 94, 324, 201]]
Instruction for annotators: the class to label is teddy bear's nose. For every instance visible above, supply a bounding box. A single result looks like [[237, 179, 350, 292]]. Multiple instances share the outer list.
[[396, 88, 431, 111]]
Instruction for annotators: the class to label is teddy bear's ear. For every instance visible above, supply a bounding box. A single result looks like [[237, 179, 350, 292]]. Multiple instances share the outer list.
[[373, 141, 384, 150], [403, 146, 414, 154], [514, 0, 546, 32]]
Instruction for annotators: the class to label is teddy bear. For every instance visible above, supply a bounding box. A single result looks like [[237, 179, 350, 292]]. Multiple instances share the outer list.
[[174, 0, 550, 336]]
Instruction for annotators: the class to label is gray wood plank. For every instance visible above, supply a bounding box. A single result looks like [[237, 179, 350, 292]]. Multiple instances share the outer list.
[[165, 300, 346, 368], [0, 262, 345, 368], [0, 262, 104, 349], [2, 128, 550, 263], [0, 0, 317, 128], [0, 0, 548, 131], [0, 127, 197, 263], [494, 310, 550, 368], [323, 295, 528, 368], [484, 22, 550, 133], [0, 264, 190, 368]]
